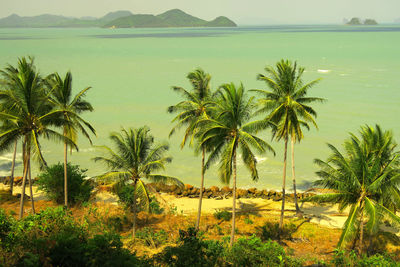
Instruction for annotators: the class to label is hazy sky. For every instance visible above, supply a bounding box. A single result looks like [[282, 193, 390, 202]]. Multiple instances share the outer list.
[[1, 0, 399, 24]]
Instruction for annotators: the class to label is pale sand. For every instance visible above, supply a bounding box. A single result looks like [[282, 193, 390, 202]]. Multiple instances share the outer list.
[[1, 184, 348, 229]]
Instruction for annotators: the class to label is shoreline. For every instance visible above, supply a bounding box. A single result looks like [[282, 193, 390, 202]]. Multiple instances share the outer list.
[[1, 182, 348, 229]]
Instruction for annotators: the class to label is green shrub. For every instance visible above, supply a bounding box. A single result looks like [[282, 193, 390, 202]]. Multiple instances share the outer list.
[[149, 196, 164, 214], [256, 221, 297, 241], [136, 227, 168, 248], [225, 235, 302, 267], [0, 207, 151, 267], [114, 182, 164, 214], [156, 227, 224, 267], [331, 250, 398, 267], [0, 209, 11, 244], [36, 163, 93, 205], [214, 210, 232, 221], [244, 217, 254, 225]]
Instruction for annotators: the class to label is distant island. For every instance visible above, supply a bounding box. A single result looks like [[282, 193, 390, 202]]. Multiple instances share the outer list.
[[0, 9, 237, 28], [345, 17, 378, 25]]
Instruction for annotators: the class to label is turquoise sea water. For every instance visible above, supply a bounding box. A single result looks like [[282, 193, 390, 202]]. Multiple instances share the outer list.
[[0, 25, 399, 190]]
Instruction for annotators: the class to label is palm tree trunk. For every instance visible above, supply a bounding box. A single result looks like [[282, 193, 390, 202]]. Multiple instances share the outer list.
[[195, 147, 206, 230], [359, 207, 364, 255], [230, 150, 237, 247], [18, 139, 29, 219], [27, 158, 35, 214], [291, 137, 301, 216], [132, 178, 138, 238], [64, 136, 68, 208], [279, 138, 288, 229], [9, 140, 17, 195]]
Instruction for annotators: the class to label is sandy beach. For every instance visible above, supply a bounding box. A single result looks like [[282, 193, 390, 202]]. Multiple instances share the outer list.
[[1, 183, 349, 229]]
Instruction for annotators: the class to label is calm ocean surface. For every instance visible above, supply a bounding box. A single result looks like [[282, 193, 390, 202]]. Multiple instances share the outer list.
[[0, 25, 399, 190]]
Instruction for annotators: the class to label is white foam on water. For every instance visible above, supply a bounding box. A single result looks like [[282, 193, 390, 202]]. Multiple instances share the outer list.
[[317, 69, 331, 73]]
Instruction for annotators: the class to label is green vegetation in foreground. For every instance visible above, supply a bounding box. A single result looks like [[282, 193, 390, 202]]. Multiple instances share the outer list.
[[0, 207, 398, 266], [0, 9, 237, 28]]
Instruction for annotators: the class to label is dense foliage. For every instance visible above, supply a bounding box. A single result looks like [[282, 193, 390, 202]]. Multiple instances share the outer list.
[[306, 125, 400, 252], [36, 163, 93, 205], [0, 207, 149, 266]]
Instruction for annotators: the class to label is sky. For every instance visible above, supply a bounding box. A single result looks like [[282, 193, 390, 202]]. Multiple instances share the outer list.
[[1, 0, 399, 25]]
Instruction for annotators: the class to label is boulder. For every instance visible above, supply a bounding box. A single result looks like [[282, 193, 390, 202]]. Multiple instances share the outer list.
[[248, 187, 257, 194], [190, 188, 199, 195], [14, 176, 23, 186], [221, 186, 231, 194], [236, 189, 248, 198], [254, 190, 263, 197], [185, 184, 193, 190], [210, 186, 220, 193]]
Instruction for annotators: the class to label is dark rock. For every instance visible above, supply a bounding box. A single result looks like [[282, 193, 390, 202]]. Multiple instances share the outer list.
[[221, 186, 231, 194], [210, 186, 219, 193], [190, 188, 198, 195], [185, 184, 193, 190], [272, 196, 282, 201], [236, 189, 248, 199], [248, 187, 257, 194]]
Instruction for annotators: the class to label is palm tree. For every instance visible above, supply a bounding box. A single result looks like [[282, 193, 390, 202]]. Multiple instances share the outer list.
[[0, 57, 75, 218], [198, 83, 274, 246], [168, 68, 214, 230], [47, 71, 96, 208], [93, 126, 183, 237], [253, 59, 323, 226], [306, 125, 400, 253]]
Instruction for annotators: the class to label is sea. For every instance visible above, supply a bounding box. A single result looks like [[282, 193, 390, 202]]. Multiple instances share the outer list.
[[0, 25, 399, 191]]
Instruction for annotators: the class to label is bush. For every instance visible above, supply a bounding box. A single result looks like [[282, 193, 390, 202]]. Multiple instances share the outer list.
[[0, 207, 151, 267], [331, 250, 398, 267], [36, 163, 93, 205], [214, 210, 232, 221], [0, 209, 11, 243], [256, 221, 297, 241], [156, 227, 224, 267], [149, 196, 164, 214], [225, 235, 302, 267], [114, 182, 164, 214], [136, 227, 168, 248]]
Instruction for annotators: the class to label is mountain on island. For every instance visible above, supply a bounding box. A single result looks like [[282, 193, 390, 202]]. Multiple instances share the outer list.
[[104, 9, 237, 28], [346, 17, 378, 25], [0, 9, 237, 28]]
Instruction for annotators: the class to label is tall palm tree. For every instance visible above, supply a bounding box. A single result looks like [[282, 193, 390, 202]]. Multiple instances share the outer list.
[[47, 71, 96, 208], [306, 125, 400, 253], [168, 68, 214, 230], [253, 59, 323, 226], [198, 83, 274, 246], [93, 126, 183, 237], [0, 57, 75, 219]]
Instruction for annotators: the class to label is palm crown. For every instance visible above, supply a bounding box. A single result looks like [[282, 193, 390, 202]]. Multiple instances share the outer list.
[[254, 59, 323, 141], [308, 125, 400, 251], [168, 68, 213, 148], [47, 71, 96, 145], [199, 83, 274, 183]]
